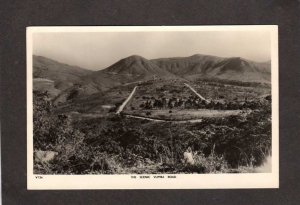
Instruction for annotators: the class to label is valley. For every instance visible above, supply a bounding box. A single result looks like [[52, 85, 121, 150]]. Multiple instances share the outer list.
[[32, 54, 272, 174]]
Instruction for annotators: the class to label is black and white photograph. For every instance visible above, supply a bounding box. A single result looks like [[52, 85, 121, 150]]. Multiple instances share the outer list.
[[27, 26, 278, 189]]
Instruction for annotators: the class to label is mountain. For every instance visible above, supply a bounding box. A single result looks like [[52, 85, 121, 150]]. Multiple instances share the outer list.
[[81, 55, 178, 90], [33, 55, 93, 90], [151, 54, 271, 82], [52, 55, 180, 104], [104, 55, 173, 77]]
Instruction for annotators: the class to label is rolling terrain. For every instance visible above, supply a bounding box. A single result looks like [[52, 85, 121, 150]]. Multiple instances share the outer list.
[[33, 54, 271, 109], [33, 54, 272, 174]]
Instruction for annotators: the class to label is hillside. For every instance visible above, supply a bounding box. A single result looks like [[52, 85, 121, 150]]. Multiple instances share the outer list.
[[33, 55, 93, 90], [33, 78, 60, 98], [33, 54, 271, 104], [151, 54, 271, 82], [33, 54, 271, 92]]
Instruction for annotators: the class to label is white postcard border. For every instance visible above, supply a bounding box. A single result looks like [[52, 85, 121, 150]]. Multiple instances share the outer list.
[[27, 25, 279, 189]]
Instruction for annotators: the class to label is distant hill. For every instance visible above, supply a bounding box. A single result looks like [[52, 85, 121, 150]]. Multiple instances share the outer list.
[[151, 54, 271, 83], [33, 55, 93, 90]]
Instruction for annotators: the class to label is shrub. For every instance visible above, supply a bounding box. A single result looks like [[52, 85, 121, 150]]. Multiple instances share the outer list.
[[33, 89, 271, 174], [193, 151, 228, 173], [33, 91, 118, 174]]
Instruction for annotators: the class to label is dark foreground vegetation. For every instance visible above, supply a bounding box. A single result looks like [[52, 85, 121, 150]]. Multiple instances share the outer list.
[[33, 90, 271, 174]]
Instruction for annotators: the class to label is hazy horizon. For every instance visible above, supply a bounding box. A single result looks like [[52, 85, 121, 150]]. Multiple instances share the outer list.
[[33, 30, 271, 70]]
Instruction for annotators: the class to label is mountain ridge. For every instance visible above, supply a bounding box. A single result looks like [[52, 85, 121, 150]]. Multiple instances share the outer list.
[[150, 54, 270, 82], [33, 54, 271, 102]]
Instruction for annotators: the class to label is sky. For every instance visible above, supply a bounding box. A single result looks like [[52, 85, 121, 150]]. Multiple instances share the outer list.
[[33, 30, 271, 70]]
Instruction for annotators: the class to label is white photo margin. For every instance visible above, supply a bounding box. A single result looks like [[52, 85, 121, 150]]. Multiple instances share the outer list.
[[27, 25, 279, 189]]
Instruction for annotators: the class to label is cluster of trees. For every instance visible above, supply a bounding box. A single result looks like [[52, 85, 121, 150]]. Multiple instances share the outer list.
[[138, 95, 268, 110], [139, 95, 207, 110]]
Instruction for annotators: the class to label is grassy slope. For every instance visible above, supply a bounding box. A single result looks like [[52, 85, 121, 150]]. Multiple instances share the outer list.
[[33, 55, 93, 90]]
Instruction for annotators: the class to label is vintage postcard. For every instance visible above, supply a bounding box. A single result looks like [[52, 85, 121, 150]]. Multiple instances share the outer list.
[[27, 26, 278, 189]]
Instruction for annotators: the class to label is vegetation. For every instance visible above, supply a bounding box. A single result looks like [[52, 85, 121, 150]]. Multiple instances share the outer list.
[[33, 86, 271, 174]]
